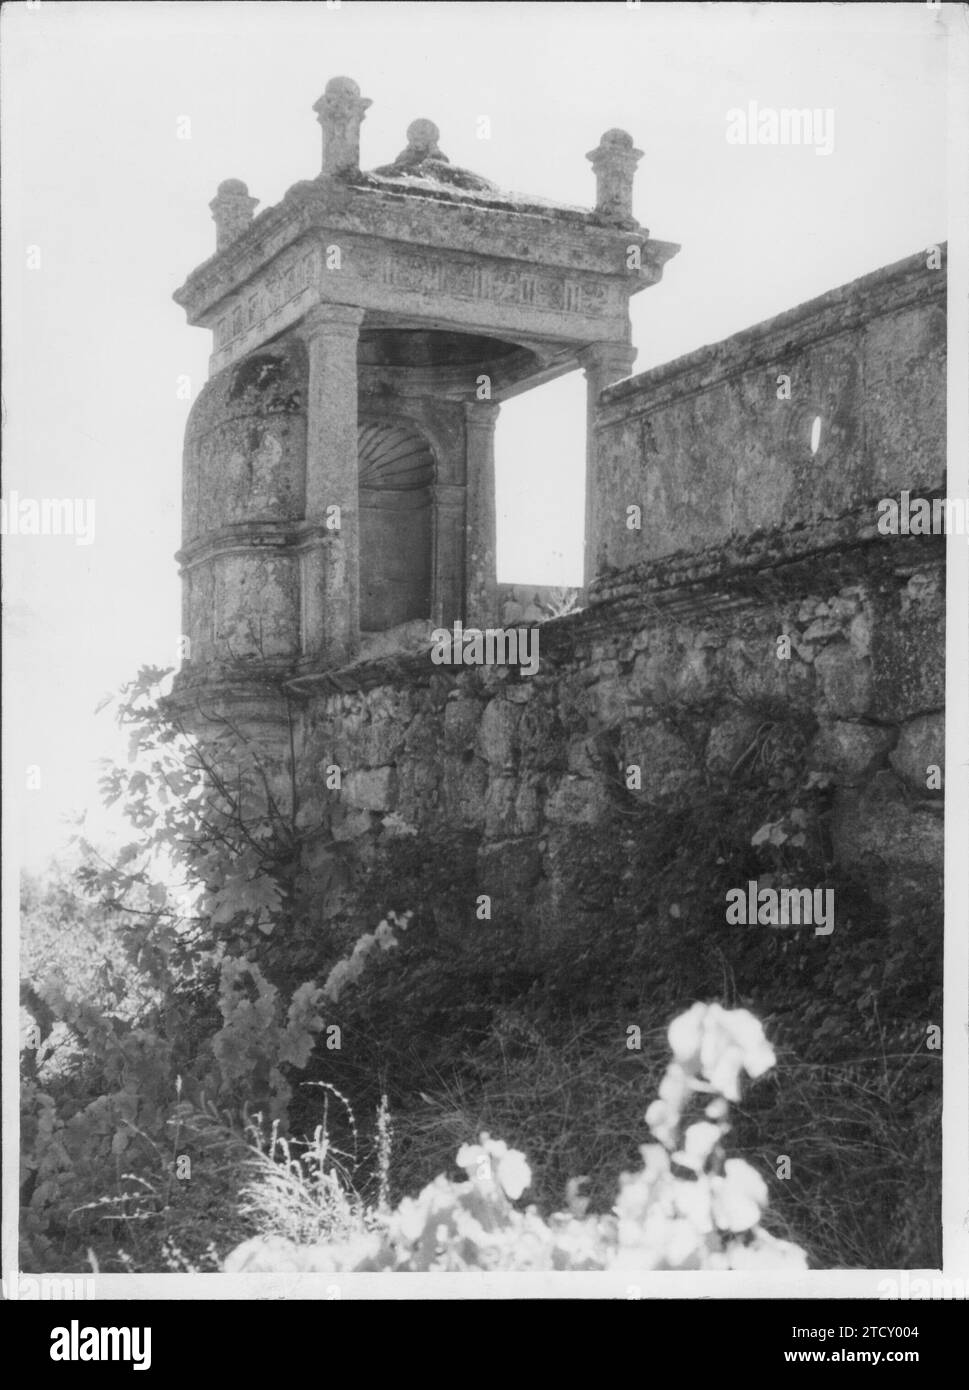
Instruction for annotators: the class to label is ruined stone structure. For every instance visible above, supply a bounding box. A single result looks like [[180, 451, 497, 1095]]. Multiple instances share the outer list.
[[175, 77, 676, 678], [173, 80, 945, 946]]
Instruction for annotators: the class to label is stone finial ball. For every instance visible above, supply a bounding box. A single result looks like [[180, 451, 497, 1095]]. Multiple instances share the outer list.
[[406, 119, 440, 152], [600, 129, 634, 149], [217, 178, 249, 196], [325, 75, 362, 97]]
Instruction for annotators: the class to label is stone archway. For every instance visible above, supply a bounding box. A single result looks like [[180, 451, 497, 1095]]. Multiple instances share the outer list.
[[358, 419, 435, 632]]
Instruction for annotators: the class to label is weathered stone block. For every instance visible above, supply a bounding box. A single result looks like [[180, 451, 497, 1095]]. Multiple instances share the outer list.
[[343, 766, 397, 812], [890, 713, 945, 794], [566, 737, 597, 777], [330, 808, 375, 842], [848, 609, 872, 659], [590, 673, 631, 727], [441, 754, 487, 826], [500, 681, 534, 706], [211, 552, 301, 661], [443, 695, 481, 753], [814, 641, 873, 718], [630, 636, 717, 706], [476, 698, 520, 769], [395, 757, 440, 822], [477, 663, 512, 695], [518, 701, 567, 770], [514, 778, 544, 835], [809, 721, 895, 783], [629, 724, 697, 803], [706, 710, 762, 774], [871, 573, 944, 720], [484, 776, 519, 838], [360, 689, 413, 765], [801, 607, 844, 645], [403, 710, 441, 753], [628, 636, 711, 711], [722, 633, 815, 710], [545, 775, 609, 825], [832, 771, 943, 907]]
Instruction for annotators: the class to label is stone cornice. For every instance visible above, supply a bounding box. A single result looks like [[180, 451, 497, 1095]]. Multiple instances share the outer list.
[[190, 233, 672, 377], [600, 248, 946, 422], [166, 670, 296, 722], [584, 497, 945, 622], [173, 176, 679, 324]]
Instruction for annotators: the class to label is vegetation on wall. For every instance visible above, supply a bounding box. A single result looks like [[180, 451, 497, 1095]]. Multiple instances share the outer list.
[[19, 663, 941, 1274], [305, 690, 941, 1269], [226, 1002, 809, 1273]]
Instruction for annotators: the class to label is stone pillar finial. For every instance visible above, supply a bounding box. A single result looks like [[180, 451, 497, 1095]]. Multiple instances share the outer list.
[[586, 128, 643, 226], [209, 179, 259, 252], [406, 119, 443, 158], [387, 118, 449, 171], [313, 76, 372, 177]]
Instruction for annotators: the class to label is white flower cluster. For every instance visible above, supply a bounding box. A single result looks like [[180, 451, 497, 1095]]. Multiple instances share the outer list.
[[322, 911, 413, 1003], [224, 1002, 809, 1274], [646, 1002, 776, 1145], [455, 1133, 532, 1201], [621, 1003, 804, 1270]]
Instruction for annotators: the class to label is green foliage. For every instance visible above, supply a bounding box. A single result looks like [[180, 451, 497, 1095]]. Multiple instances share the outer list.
[[20, 864, 152, 1025], [236, 1086, 377, 1248], [545, 587, 582, 619], [322, 911, 413, 1004], [19, 940, 328, 1270], [19, 664, 941, 1274], [300, 695, 940, 1269], [82, 664, 299, 964], [19, 668, 329, 1272], [212, 959, 326, 1118]]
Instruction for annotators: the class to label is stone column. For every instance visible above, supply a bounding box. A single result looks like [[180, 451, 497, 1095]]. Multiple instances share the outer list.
[[297, 303, 365, 668], [432, 483, 467, 628], [464, 401, 500, 627], [578, 342, 637, 588]]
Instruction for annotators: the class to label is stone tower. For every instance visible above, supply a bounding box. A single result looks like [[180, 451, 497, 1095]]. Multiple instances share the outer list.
[[172, 78, 678, 710]]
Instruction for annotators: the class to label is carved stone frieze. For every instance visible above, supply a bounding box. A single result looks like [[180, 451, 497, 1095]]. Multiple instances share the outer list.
[[208, 236, 631, 373]]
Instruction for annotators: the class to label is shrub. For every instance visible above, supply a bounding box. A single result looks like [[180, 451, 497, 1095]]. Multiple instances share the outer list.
[[224, 1003, 808, 1273], [18, 667, 328, 1272]]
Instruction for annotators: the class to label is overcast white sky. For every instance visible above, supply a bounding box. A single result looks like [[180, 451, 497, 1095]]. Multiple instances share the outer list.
[[1, 1, 956, 867]]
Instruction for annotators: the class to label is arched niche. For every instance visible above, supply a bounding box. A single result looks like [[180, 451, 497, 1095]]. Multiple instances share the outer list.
[[358, 419, 435, 632]]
